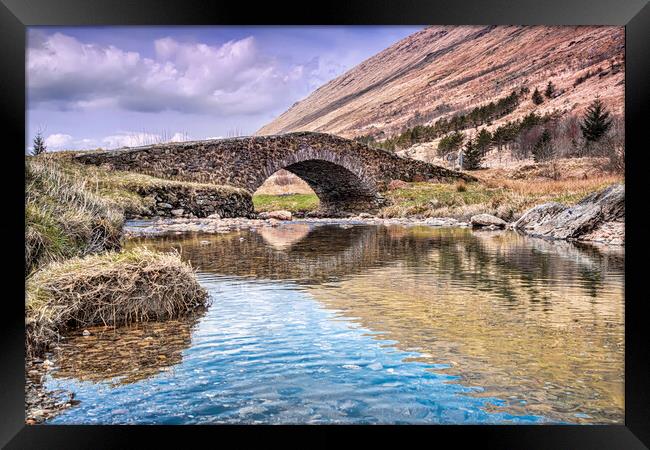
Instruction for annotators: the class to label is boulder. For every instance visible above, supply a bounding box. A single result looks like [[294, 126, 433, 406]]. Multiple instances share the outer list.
[[267, 210, 292, 221], [207, 213, 221, 220], [388, 179, 409, 190], [512, 184, 624, 245], [170, 209, 185, 217], [471, 213, 507, 229]]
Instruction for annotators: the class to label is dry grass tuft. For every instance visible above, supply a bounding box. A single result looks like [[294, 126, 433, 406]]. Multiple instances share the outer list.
[[25, 157, 124, 275], [25, 247, 209, 357]]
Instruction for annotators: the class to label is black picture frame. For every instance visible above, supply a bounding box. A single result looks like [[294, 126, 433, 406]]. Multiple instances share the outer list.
[[1, 0, 648, 447]]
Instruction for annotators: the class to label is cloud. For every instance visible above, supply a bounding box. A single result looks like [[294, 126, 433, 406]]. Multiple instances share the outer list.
[[44, 133, 73, 149], [28, 32, 319, 116]]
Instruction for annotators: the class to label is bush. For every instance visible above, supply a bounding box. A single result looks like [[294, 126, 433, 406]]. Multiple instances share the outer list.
[[25, 247, 209, 357]]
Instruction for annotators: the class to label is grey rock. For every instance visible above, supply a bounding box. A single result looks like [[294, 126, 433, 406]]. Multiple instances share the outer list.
[[268, 210, 292, 221], [471, 214, 507, 228], [157, 202, 173, 209], [512, 184, 624, 245], [170, 208, 185, 217]]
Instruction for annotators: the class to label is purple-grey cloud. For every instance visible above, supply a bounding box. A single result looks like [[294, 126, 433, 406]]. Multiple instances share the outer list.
[[28, 32, 318, 116]]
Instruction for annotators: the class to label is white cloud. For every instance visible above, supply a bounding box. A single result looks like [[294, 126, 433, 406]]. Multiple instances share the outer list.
[[28, 33, 316, 116], [44, 133, 73, 149], [101, 132, 162, 148]]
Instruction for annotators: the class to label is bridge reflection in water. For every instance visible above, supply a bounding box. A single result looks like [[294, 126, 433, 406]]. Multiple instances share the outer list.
[[52, 224, 623, 424]]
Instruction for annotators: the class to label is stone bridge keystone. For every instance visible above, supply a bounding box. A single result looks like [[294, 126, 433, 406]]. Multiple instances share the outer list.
[[75, 132, 475, 214]]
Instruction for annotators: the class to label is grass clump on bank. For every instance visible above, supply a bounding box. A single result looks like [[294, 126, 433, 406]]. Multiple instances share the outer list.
[[253, 193, 320, 213], [26, 247, 209, 357], [26, 157, 124, 276]]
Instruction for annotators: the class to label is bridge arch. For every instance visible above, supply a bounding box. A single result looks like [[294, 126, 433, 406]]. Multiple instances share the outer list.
[[252, 147, 383, 214]]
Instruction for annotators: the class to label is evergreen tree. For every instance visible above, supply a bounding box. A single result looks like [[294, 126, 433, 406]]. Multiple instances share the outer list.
[[580, 97, 612, 143], [531, 88, 544, 105], [532, 129, 553, 162], [32, 131, 47, 156], [475, 129, 493, 156], [463, 137, 483, 170], [437, 131, 464, 156], [544, 81, 555, 98]]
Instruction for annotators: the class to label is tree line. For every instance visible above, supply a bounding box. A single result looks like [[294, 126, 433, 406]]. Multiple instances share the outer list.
[[355, 89, 526, 151]]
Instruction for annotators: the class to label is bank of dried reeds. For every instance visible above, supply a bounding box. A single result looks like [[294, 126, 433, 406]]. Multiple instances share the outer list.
[[26, 247, 209, 357], [25, 157, 124, 275]]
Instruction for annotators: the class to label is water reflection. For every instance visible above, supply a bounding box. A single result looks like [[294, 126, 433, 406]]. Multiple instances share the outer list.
[[49, 223, 625, 423], [126, 224, 624, 423]]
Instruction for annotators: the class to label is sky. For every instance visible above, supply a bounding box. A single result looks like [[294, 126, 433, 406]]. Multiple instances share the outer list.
[[26, 26, 422, 152]]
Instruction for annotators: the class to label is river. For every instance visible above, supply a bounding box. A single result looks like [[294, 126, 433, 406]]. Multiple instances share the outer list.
[[44, 222, 624, 424]]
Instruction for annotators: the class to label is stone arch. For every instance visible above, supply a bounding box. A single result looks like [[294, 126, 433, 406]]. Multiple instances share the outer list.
[[252, 147, 383, 214]]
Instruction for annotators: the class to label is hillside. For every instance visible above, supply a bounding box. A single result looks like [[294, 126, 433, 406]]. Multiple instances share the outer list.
[[256, 26, 624, 139]]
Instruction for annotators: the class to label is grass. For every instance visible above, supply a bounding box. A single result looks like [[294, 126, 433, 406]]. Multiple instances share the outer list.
[[45, 153, 249, 217], [26, 247, 209, 357], [25, 157, 124, 275], [253, 193, 320, 213], [378, 173, 623, 221]]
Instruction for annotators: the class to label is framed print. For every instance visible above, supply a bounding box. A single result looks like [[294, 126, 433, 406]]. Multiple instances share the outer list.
[[1, 0, 648, 447]]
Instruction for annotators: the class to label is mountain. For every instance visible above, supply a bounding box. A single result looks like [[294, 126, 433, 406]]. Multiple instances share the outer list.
[[256, 26, 624, 139]]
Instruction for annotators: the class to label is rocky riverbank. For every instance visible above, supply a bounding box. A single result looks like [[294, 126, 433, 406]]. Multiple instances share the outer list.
[[124, 215, 472, 237], [512, 184, 624, 246], [125, 184, 625, 247]]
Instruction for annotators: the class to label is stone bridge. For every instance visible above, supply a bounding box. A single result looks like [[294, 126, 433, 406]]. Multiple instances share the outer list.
[[75, 132, 474, 214]]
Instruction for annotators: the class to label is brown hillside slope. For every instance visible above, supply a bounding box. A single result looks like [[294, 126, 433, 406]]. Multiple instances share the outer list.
[[256, 26, 624, 139]]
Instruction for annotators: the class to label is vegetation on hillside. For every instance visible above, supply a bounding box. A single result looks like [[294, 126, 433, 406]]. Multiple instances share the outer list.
[[355, 89, 525, 151]]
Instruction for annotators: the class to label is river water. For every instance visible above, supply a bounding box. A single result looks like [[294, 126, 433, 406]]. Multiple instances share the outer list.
[[44, 223, 624, 424]]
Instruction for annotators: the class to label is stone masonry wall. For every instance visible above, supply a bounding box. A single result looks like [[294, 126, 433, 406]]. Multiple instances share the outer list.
[[76, 132, 474, 214]]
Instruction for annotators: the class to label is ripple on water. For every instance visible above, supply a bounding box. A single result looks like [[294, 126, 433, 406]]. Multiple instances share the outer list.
[[45, 225, 623, 424]]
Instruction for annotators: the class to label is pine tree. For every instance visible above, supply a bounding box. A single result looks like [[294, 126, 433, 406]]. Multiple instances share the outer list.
[[32, 131, 47, 156], [544, 81, 555, 98], [531, 88, 544, 105], [463, 137, 483, 170], [532, 129, 553, 162], [437, 131, 464, 156], [580, 97, 612, 143], [475, 129, 493, 156]]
